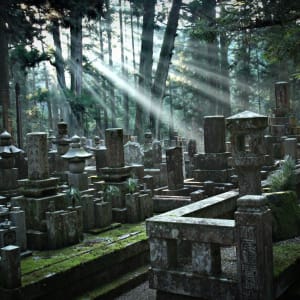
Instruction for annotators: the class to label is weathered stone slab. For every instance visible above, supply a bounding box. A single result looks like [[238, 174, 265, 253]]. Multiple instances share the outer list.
[[147, 217, 235, 244], [149, 268, 237, 300]]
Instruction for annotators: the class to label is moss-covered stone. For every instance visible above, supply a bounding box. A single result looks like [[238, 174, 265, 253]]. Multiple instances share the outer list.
[[21, 223, 147, 286], [273, 242, 300, 278], [265, 191, 300, 241]]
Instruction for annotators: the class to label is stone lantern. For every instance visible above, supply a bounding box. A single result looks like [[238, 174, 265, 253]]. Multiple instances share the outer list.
[[0, 131, 22, 169], [62, 135, 92, 191], [62, 135, 92, 173], [0, 131, 23, 199], [226, 111, 268, 196]]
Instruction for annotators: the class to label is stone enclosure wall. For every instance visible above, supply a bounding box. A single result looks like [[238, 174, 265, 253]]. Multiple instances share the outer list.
[[146, 191, 274, 300]]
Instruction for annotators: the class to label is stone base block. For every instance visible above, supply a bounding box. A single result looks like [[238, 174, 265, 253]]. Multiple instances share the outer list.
[[112, 208, 127, 223], [11, 193, 66, 232], [194, 153, 230, 170], [68, 172, 89, 191], [130, 164, 145, 180], [95, 202, 112, 228], [270, 124, 287, 137], [0, 228, 16, 248], [139, 194, 153, 219], [18, 177, 59, 197], [193, 169, 229, 183], [80, 194, 95, 231], [144, 169, 161, 188], [126, 193, 140, 223], [101, 166, 132, 182], [27, 230, 48, 250], [46, 209, 80, 249], [0, 168, 18, 190]]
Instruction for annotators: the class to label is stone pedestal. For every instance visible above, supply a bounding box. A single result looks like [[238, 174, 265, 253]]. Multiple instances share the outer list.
[[68, 172, 89, 191]]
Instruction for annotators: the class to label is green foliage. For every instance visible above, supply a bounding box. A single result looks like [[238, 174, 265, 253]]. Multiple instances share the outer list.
[[127, 177, 138, 194], [104, 185, 121, 202], [267, 156, 296, 192], [266, 191, 300, 242], [66, 186, 81, 207], [273, 242, 300, 278], [10, 45, 49, 70]]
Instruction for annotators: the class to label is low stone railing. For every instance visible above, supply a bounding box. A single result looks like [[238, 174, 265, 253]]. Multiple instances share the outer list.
[[146, 191, 274, 300]]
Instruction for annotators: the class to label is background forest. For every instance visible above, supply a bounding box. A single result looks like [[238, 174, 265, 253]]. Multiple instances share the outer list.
[[1, 0, 300, 146]]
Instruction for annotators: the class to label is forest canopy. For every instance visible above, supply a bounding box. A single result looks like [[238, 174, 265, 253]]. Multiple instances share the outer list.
[[1, 0, 300, 144]]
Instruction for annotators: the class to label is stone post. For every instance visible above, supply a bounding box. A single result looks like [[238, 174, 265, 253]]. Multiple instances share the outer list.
[[204, 116, 226, 153], [27, 132, 49, 180], [166, 147, 184, 190], [235, 195, 273, 300], [10, 207, 27, 251], [0, 245, 21, 289], [105, 128, 125, 168]]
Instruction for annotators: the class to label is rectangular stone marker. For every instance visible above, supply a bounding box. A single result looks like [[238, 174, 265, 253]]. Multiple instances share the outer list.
[[105, 128, 125, 168], [95, 201, 112, 228], [204, 116, 226, 153], [166, 147, 184, 190], [10, 207, 27, 250], [0, 245, 21, 289], [27, 132, 49, 180], [126, 193, 140, 223]]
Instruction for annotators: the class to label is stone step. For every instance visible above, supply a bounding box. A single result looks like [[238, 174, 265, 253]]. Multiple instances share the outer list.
[[76, 265, 149, 299]]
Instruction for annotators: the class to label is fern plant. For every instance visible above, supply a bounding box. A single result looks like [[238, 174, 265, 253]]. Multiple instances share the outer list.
[[267, 156, 296, 192]]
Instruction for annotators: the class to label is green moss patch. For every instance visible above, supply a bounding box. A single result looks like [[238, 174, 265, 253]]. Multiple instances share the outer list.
[[265, 191, 300, 241], [273, 242, 300, 278], [21, 223, 147, 286]]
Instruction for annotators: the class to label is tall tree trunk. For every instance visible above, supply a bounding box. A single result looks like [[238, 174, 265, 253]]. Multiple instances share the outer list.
[[151, 0, 182, 138], [130, 1, 136, 71], [134, 0, 156, 140], [51, 19, 66, 90], [70, 10, 83, 96], [220, 31, 231, 117], [119, 0, 129, 133], [99, 18, 108, 131], [0, 16, 10, 131], [105, 0, 116, 128]]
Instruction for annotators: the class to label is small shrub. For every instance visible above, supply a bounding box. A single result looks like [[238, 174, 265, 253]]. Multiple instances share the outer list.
[[66, 186, 81, 207], [104, 185, 121, 202], [127, 177, 138, 194], [267, 156, 296, 192]]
